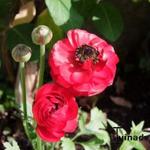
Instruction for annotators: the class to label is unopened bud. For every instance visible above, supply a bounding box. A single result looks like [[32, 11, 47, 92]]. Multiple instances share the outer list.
[[31, 25, 53, 45], [12, 44, 32, 62]]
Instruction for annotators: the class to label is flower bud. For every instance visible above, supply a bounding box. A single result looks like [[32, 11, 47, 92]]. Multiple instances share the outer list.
[[12, 44, 32, 62], [31, 25, 53, 45]]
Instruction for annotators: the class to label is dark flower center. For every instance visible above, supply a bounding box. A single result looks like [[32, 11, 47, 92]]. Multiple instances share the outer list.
[[75, 44, 100, 64]]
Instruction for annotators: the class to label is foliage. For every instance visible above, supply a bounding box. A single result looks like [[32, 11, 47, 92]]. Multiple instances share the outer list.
[[62, 138, 76, 150], [45, 0, 72, 26], [92, 1, 123, 42], [3, 138, 20, 150], [77, 107, 110, 149], [0, 0, 124, 64], [108, 120, 150, 150]]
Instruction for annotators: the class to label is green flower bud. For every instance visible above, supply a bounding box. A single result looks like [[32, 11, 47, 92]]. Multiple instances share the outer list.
[[31, 25, 53, 45], [12, 44, 32, 62]]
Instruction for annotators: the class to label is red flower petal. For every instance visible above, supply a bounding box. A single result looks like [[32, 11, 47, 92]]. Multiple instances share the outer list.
[[49, 29, 119, 96], [63, 118, 77, 133], [36, 125, 64, 142], [33, 83, 78, 142]]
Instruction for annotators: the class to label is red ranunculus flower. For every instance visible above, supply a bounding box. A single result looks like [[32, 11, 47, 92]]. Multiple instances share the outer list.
[[32, 83, 78, 142], [49, 29, 119, 96]]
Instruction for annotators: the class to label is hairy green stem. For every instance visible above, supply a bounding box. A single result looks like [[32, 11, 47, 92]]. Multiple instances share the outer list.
[[51, 143, 56, 150], [37, 137, 43, 150], [36, 45, 46, 150], [20, 62, 27, 120], [38, 45, 45, 87], [20, 62, 33, 147]]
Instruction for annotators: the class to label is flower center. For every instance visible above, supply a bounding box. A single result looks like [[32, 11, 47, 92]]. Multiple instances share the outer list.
[[75, 44, 100, 64]]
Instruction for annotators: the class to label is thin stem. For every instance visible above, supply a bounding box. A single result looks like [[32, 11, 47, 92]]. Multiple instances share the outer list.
[[36, 45, 46, 150], [51, 143, 56, 150], [37, 137, 43, 150], [38, 45, 45, 87], [20, 62, 27, 120], [20, 63, 33, 147]]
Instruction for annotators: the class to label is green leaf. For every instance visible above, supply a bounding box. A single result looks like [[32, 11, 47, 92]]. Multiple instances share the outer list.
[[80, 138, 103, 150], [36, 9, 63, 50], [119, 121, 146, 150], [61, 138, 75, 150], [94, 130, 110, 146], [119, 141, 133, 150], [45, 0, 71, 26], [131, 121, 144, 136], [7, 23, 39, 61], [107, 119, 127, 137], [142, 131, 150, 137], [82, 108, 110, 146], [86, 107, 107, 131], [79, 110, 88, 132], [3, 138, 20, 150], [119, 141, 146, 150], [92, 2, 123, 42], [131, 141, 146, 150], [72, 0, 97, 18], [77, 108, 110, 148], [61, 8, 84, 31]]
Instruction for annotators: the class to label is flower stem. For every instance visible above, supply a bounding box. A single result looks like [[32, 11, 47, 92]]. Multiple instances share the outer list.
[[38, 45, 45, 87], [20, 62, 27, 120], [37, 137, 43, 150], [51, 143, 56, 150], [20, 62, 32, 145], [36, 45, 46, 150]]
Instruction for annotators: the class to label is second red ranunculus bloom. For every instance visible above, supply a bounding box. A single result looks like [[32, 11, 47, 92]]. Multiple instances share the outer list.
[[32, 83, 78, 142], [49, 29, 119, 96]]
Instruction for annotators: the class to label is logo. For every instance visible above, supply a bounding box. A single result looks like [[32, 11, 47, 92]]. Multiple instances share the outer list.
[[112, 127, 150, 142]]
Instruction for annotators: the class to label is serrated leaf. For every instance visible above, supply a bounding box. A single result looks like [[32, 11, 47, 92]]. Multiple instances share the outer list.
[[86, 107, 107, 131], [7, 23, 39, 61], [92, 1, 123, 42], [62, 138, 75, 150], [79, 111, 88, 132], [36, 9, 63, 50], [119, 138, 146, 150], [142, 131, 150, 137], [3, 139, 20, 150], [77, 108, 110, 148], [45, 0, 71, 25], [61, 8, 84, 31], [131, 121, 136, 128], [94, 130, 110, 146], [108, 119, 127, 137], [131, 121, 144, 136]]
